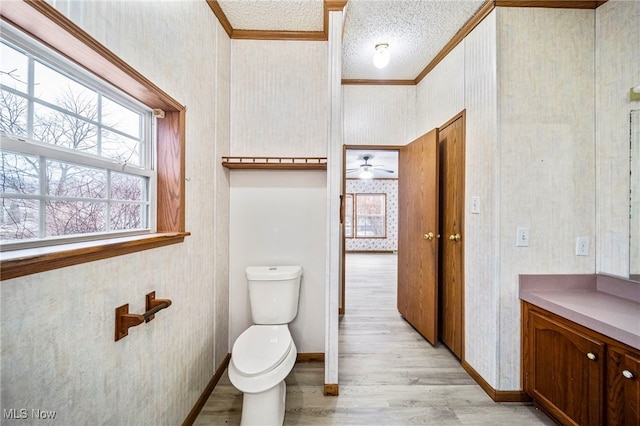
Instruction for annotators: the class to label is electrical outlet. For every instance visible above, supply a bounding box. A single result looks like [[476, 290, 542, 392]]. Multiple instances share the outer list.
[[576, 237, 589, 256], [516, 227, 529, 247], [471, 196, 480, 214]]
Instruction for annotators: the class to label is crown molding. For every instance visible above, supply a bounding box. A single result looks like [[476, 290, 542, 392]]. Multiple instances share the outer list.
[[342, 79, 415, 86], [206, 0, 346, 41], [494, 0, 606, 8], [206, 0, 608, 86], [415, 0, 495, 84]]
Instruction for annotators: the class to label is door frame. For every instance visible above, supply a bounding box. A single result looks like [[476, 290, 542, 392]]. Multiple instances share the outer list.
[[340, 144, 400, 315]]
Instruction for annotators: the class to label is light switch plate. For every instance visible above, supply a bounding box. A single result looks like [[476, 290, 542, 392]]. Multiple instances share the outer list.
[[471, 196, 480, 214], [516, 227, 529, 247]]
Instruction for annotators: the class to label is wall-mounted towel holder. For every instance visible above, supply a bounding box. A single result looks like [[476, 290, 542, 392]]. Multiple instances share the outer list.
[[115, 291, 172, 341]]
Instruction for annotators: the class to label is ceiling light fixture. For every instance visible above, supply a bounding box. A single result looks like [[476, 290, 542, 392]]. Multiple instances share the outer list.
[[373, 43, 390, 69], [359, 169, 374, 179]]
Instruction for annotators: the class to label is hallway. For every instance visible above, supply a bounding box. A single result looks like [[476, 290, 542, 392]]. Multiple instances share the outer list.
[[194, 253, 553, 425]]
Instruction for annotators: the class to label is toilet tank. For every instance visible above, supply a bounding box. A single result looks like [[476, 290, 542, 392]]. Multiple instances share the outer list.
[[245, 266, 302, 325]]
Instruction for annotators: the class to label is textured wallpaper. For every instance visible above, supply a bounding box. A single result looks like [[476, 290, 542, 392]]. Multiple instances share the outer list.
[[1, 1, 231, 425], [230, 40, 328, 157]]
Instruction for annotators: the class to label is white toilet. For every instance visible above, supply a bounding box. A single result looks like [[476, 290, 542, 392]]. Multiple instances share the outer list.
[[228, 265, 302, 426]]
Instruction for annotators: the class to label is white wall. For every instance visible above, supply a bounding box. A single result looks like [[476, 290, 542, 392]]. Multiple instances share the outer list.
[[496, 7, 596, 389], [229, 171, 326, 352], [230, 40, 328, 157], [343, 85, 415, 145], [416, 41, 466, 134], [461, 10, 501, 388], [228, 39, 328, 353], [595, 0, 640, 278], [1, 1, 231, 425]]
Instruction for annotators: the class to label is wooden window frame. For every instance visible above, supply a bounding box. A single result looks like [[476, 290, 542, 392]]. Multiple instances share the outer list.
[[0, 1, 188, 280], [344, 193, 354, 238]]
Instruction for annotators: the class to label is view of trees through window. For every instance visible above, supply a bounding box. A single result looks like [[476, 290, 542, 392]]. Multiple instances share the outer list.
[[345, 193, 386, 239], [0, 34, 153, 246]]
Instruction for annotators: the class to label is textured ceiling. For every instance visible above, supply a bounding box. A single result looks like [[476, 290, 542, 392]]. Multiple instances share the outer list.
[[215, 0, 487, 81], [342, 0, 485, 80], [217, 0, 324, 31]]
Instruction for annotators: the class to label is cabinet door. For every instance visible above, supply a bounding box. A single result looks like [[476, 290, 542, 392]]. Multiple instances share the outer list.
[[530, 311, 605, 425], [607, 346, 640, 425]]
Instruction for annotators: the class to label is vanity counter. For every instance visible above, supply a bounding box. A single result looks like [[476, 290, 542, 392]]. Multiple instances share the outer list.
[[519, 274, 640, 350]]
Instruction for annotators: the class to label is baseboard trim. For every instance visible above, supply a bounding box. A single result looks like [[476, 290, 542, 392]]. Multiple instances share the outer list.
[[182, 353, 231, 426], [297, 352, 325, 363], [324, 383, 339, 396], [461, 360, 532, 403]]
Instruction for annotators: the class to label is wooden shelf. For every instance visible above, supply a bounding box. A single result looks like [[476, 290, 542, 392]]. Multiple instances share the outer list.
[[222, 156, 327, 170]]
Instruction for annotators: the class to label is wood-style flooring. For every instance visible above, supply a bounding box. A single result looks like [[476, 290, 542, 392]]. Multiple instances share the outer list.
[[194, 253, 554, 425]]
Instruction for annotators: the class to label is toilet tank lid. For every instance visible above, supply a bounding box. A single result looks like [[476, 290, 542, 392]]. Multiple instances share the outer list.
[[246, 265, 302, 281]]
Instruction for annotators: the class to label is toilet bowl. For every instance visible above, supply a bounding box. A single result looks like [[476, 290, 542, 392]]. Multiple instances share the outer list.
[[228, 325, 297, 425], [228, 265, 302, 426]]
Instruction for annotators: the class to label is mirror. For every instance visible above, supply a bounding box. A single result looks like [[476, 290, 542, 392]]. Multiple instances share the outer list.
[[631, 109, 640, 282]]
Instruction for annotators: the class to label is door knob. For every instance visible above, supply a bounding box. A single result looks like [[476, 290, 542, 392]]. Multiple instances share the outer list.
[[424, 232, 435, 240], [586, 352, 597, 361], [622, 370, 634, 379], [449, 233, 461, 242]]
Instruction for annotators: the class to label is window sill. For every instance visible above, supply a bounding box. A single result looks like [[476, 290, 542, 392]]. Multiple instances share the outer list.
[[0, 232, 190, 281]]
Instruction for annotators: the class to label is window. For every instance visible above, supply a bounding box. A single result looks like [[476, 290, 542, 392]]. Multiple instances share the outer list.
[[1, 24, 155, 249], [345, 193, 386, 239], [0, 1, 186, 280], [344, 194, 354, 238]]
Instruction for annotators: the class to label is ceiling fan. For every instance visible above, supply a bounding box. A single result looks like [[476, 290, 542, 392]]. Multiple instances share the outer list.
[[346, 155, 395, 178]]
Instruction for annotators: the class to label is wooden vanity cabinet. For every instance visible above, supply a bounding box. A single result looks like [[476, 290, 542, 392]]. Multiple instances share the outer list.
[[522, 302, 640, 426], [608, 347, 640, 425]]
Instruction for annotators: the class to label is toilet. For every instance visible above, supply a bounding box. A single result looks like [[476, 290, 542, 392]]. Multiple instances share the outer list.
[[228, 265, 302, 426]]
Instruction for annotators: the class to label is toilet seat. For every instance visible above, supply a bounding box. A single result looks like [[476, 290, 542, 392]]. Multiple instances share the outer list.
[[231, 325, 292, 377], [228, 325, 297, 394]]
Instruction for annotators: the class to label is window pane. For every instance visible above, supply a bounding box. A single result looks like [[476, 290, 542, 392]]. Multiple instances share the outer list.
[[111, 173, 144, 201], [101, 129, 140, 164], [45, 200, 106, 236], [102, 96, 141, 139], [46, 161, 106, 199], [33, 61, 98, 120], [355, 194, 386, 238], [0, 25, 155, 248], [357, 194, 385, 215], [0, 42, 28, 94], [356, 216, 385, 238], [0, 197, 39, 241], [0, 90, 28, 136], [111, 203, 143, 231], [33, 102, 98, 154], [1, 151, 39, 194]]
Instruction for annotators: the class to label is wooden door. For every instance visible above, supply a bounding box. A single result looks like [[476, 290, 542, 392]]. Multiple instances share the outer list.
[[397, 129, 439, 345], [438, 113, 465, 359]]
